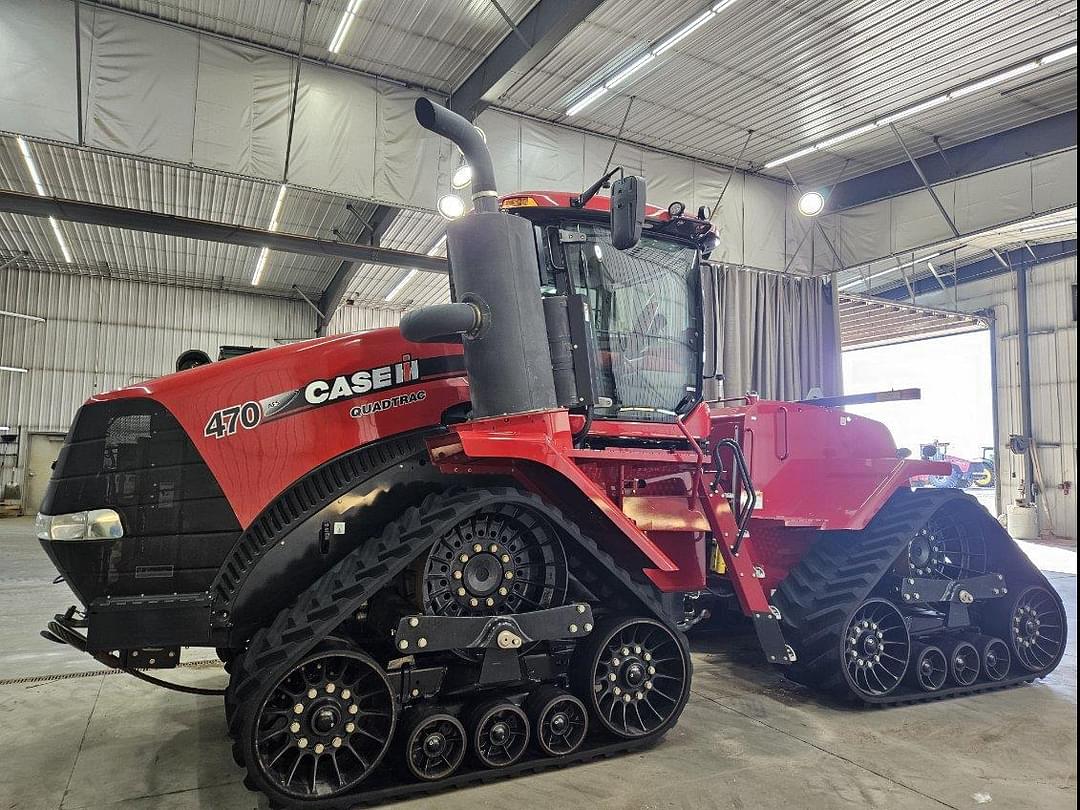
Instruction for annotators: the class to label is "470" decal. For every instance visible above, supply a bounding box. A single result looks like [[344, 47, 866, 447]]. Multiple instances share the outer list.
[[204, 401, 262, 439]]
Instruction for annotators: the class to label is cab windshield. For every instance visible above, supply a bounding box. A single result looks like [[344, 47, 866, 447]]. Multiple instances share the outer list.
[[542, 221, 701, 423]]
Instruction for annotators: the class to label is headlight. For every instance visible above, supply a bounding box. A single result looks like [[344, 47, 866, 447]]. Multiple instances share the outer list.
[[36, 509, 124, 541]]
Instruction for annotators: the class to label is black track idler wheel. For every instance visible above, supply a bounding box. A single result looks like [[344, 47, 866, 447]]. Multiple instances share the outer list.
[[469, 700, 530, 768], [403, 711, 466, 781], [243, 648, 397, 802], [576, 617, 691, 739], [841, 599, 910, 698], [527, 687, 589, 757], [948, 641, 980, 686], [1003, 585, 1067, 673], [972, 635, 1011, 682], [907, 642, 948, 692]]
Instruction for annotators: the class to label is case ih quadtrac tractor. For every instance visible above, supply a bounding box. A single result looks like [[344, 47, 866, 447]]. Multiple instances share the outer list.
[[38, 100, 1065, 807]]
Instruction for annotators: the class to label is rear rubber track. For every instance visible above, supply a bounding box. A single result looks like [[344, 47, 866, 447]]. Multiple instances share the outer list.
[[772, 488, 1062, 706]]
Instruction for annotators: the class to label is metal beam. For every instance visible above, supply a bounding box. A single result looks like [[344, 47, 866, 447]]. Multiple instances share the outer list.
[[0, 190, 449, 274], [449, 0, 603, 120], [316, 205, 399, 335], [826, 112, 1077, 212], [876, 240, 1076, 300]]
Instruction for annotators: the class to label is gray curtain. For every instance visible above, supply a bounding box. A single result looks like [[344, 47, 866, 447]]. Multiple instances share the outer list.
[[708, 264, 842, 401]]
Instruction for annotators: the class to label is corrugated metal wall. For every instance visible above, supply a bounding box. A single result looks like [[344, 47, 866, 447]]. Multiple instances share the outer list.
[[919, 257, 1078, 542]]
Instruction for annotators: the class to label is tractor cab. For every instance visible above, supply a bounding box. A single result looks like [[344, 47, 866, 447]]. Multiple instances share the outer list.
[[498, 189, 717, 425]]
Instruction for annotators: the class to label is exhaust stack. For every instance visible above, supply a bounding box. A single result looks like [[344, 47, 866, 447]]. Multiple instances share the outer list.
[[401, 100, 557, 419]]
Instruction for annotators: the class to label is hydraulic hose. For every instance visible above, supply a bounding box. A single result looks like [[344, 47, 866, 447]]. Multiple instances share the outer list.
[[414, 98, 498, 212]]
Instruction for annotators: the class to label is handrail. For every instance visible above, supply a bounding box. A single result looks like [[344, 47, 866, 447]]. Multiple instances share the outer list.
[[712, 438, 757, 555]]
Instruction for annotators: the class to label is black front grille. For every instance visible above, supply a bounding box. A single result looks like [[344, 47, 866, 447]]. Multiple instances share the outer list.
[[41, 398, 241, 602]]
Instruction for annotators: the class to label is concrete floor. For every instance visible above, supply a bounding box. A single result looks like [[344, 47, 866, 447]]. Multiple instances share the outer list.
[[1, 515, 1075, 810]]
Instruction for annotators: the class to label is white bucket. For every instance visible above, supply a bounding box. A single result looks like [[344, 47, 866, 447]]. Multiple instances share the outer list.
[[1006, 503, 1039, 541]]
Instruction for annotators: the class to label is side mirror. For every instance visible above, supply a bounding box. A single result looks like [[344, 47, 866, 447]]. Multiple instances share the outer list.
[[610, 175, 646, 250], [920, 444, 937, 460]]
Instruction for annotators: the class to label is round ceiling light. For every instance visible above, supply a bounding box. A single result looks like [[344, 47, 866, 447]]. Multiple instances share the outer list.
[[798, 190, 826, 217], [437, 194, 466, 220], [451, 163, 473, 189]]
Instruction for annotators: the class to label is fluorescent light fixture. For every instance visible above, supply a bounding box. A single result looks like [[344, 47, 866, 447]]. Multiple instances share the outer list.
[[653, 10, 714, 56], [949, 62, 1038, 98], [384, 269, 418, 302], [48, 217, 73, 264], [815, 122, 878, 150], [16, 137, 46, 195], [426, 234, 447, 256], [764, 146, 817, 169], [0, 309, 46, 324], [564, 2, 741, 116], [0, 365, 29, 374], [251, 185, 288, 285], [1040, 43, 1077, 64], [762, 43, 1077, 169], [329, 0, 363, 54], [875, 94, 949, 126], [566, 85, 608, 117], [605, 53, 655, 89], [268, 184, 288, 230], [251, 247, 269, 286], [838, 251, 944, 290]]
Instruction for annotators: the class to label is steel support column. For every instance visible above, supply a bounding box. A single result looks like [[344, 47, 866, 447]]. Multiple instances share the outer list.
[[1015, 253, 1036, 503]]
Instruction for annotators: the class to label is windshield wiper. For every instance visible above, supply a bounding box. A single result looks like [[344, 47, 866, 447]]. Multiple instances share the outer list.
[[572, 167, 621, 209]]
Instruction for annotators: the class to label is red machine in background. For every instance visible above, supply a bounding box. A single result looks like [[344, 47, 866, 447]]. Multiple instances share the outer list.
[[36, 100, 1065, 808]]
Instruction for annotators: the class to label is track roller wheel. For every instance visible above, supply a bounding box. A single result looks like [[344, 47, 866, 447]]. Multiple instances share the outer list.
[[907, 642, 948, 692], [403, 711, 466, 781], [469, 700, 529, 768], [975, 636, 1011, 682], [527, 687, 588, 757], [948, 641, 980, 686], [576, 617, 691, 739], [1003, 585, 1067, 673], [841, 599, 909, 698], [242, 648, 396, 802]]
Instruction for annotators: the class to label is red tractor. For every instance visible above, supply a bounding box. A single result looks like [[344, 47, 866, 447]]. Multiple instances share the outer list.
[[37, 101, 1065, 807]]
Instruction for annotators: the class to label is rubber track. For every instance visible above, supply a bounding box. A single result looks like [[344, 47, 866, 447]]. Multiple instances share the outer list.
[[772, 488, 1054, 706], [228, 487, 688, 805]]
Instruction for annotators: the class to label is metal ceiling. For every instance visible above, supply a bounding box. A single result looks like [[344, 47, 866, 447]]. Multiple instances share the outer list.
[[492, 0, 1076, 185]]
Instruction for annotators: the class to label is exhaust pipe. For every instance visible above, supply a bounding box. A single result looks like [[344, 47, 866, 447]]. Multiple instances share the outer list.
[[414, 99, 498, 213], [403, 100, 557, 420]]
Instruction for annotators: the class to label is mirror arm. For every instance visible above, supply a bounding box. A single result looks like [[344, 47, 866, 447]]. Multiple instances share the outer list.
[[572, 167, 623, 209]]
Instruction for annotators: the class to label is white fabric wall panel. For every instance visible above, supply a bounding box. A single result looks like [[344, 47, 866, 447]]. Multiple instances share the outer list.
[[287, 64, 378, 199], [1032, 150, 1077, 213], [742, 176, 787, 271], [891, 183, 956, 249], [643, 151, 694, 212], [0, 0, 79, 141], [583, 133, 644, 182], [192, 39, 292, 179], [835, 199, 890, 267], [373, 82, 446, 210], [476, 109, 522, 194], [519, 118, 583, 193], [953, 161, 1031, 233], [85, 10, 199, 164], [696, 165, 743, 266]]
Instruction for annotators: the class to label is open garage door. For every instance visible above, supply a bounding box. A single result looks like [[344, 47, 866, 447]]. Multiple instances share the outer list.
[[838, 294, 989, 349]]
